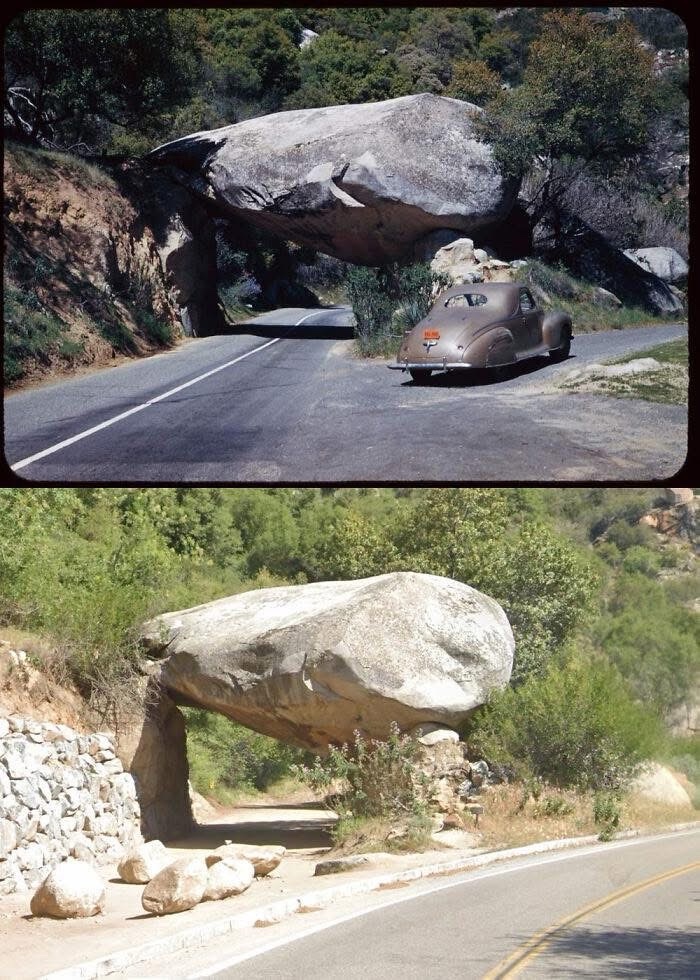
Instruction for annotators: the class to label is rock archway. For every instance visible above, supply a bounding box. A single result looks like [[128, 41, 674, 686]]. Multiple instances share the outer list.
[[125, 572, 515, 841], [143, 93, 528, 336]]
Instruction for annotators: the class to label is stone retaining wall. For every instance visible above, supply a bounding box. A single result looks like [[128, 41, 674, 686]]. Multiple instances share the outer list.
[[0, 714, 142, 895]]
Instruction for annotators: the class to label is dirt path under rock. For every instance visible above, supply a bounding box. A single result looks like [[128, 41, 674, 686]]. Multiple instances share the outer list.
[[173, 800, 338, 853]]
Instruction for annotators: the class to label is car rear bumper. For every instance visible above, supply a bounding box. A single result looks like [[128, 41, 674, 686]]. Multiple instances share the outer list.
[[387, 361, 473, 371]]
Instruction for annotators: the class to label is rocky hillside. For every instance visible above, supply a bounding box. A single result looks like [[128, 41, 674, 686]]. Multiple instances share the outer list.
[[3, 143, 220, 386]]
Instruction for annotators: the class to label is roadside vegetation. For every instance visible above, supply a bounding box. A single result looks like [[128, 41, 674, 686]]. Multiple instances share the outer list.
[[1, 488, 697, 836], [560, 338, 688, 405]]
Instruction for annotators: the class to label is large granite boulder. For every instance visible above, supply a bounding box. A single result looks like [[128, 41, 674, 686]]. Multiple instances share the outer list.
[[146, 94, 518, 266], [538, 211, 683, 316], [140, 572, 514, 750], [623, 247, 688, 284]]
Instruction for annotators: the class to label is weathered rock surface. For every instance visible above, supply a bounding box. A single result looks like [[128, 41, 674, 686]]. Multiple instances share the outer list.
[[539, 211, 683, 315], [203, 857, 255, 901], [314, 854, 372, 875], [0, 714, 142, 895], [30, 859, 106, 918], [207, 843, 285, 877], [141, 572, 514, 750], [427, 236, 520, 286], [117, 839, 170, 884], [631, 763, 694, 808], [623, 247, 688, 284], [147, 94, 518, 265], [141, 857, 208, 915]]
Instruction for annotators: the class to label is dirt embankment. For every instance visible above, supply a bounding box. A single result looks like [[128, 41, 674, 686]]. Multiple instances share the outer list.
[[3, 143, 219, 388]]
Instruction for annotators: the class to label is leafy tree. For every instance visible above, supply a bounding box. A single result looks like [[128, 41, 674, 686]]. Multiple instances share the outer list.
[[4, 10, 199, 152], [226, 490, 300, 578], [471, 656, 663, 791], [446, 59, 502, 105], [593, 573, 700, 718], [392, 489, 510, 583], [486, 523, 598, 682], [285, 32, 410, 109], [482, 10, 660, 233], [311, 510, 399, 581]]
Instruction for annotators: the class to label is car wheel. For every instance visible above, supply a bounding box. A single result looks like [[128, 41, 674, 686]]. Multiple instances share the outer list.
[[409, 369, 432, 384], [549, 327, 571, 362]]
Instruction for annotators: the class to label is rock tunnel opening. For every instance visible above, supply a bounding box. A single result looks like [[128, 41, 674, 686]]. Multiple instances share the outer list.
[[129, 683, 334, 848]]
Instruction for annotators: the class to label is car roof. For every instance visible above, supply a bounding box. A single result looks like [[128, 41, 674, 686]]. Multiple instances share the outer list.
[[436, 281, 526, 315]]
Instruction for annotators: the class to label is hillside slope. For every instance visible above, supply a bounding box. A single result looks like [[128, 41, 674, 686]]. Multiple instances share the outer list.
[[3, 144, 217, 387]]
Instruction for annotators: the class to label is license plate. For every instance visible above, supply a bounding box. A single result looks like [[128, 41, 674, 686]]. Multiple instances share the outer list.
[[423, 329, 440, 340]]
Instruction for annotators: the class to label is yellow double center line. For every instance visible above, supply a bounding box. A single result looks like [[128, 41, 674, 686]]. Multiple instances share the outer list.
[[484, 860, 700, 979]]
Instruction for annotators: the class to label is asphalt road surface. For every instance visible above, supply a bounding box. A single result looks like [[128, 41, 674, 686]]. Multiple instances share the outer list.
[[123, 828, 699, 979], [3, 308, 687, 482]]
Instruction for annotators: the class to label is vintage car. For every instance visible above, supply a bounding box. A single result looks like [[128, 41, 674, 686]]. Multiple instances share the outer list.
[[388, 281, 572, 383]]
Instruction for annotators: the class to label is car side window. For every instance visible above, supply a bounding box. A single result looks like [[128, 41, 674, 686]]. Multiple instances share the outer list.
[[519, 289, 535, 312]]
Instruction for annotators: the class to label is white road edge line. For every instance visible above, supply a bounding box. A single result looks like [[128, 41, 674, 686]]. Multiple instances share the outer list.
[[187, 828, 700, 977], [11, 311, 325, 472]]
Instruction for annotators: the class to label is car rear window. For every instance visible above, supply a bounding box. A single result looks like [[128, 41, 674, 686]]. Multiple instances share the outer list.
[[445, 293, 488, 308]]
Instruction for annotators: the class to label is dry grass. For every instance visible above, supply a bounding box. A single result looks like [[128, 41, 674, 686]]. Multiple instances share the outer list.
[[472, 783, 697, 850]]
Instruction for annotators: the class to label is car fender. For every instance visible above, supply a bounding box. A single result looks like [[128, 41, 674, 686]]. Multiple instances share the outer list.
[[542, 312, 572, 350], [465, 326, 517, 367]]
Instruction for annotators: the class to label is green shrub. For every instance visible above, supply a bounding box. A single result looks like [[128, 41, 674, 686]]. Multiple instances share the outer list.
[[184, 708, 308, 799], [593, 790, 622, 841], [345, 263, 450, 357], [4, 282, 68, 382], [470, 656, 663, 792], [139, 311, 174, 346], [345, 266, 396, 356], [533, 794, 574, 817], [294, 722, 433, 820], [96, 317, 138, 354]]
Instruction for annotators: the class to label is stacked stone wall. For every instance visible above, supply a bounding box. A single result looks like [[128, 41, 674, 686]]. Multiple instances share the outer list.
[[0, 714, 142, 895]]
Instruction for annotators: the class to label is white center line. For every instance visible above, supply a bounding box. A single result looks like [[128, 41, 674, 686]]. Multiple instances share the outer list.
[[11, 330, 294, 472]]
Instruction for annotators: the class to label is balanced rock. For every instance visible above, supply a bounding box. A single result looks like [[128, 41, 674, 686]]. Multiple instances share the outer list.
[[141, 572, 515, 750], [30, 859, 105, 918], [141, 857, 208, 915], [207, 843, 285, 877], [118, 840, 170, 884], [203, 857, 255, 901], [147, 94, 518, 266]]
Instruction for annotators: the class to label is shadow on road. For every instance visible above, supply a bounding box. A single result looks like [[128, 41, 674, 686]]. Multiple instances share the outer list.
[[535, 924, 699, 977], [236, 322, 355, 340], [176, 819, 335, 851], [170, 803, 337, 852], [400, 354, 575, 387], [219, 306, 355, 341]]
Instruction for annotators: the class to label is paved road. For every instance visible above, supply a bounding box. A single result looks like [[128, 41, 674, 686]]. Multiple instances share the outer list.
[[3, 308, 687, 482], [131, 829, 697, 980]]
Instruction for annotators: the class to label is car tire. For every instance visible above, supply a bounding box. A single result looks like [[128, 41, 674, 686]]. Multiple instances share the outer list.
[[409, 369, 433, 384], [549, 327, 571, 362]]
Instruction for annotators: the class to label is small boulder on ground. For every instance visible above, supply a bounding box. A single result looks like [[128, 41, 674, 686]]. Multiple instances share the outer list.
[[207, 843, 285, 877], [314, 854, 372, 876], [203, 857, 255, 901], [631, 763, 693, 808], [30, 859, 106, 919], [141, 857, 208, 915], [118, 839, 170, 884]]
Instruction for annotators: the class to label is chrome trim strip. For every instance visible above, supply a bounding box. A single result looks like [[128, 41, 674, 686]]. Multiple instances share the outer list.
[[387, 362, 472, 370]]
